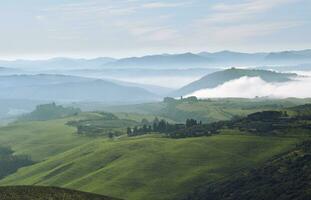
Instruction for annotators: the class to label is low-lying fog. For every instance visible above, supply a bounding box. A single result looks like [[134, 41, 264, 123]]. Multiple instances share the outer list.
[[187, 71, 311, 99], [52, 68, 217, 89]]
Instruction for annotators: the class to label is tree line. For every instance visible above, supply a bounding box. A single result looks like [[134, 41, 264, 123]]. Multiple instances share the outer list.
[[127, 118, 221, 138], [126, 110, 311, 138]]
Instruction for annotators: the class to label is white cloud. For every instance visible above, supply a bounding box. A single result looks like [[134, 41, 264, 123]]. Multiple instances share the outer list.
[[200, 21, 303, 42], [188, 0, 305, 47], [114, 17, 181, 43], [209, 0, 301, 24], [144, 27, 179, 41], [1, 0, 308, 58], [141, 2, 187, 9], [187, 75, 311, 99], [35, 15, 45, 21]]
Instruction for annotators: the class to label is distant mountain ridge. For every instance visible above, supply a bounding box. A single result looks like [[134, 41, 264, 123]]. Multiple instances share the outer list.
[[198, 50, 267, 63], [265, 49, 311, 64], [1, 49, 310, 70], [172, 68, 297, 97], [102, 53, 210, 68], [101, 49, 311, 68], [0, 66, 21, 75]]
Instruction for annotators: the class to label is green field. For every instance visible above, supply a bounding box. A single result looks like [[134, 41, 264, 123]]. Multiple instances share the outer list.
[[0, 99, 310, 200], [0, 119, 300, 200], [0, 118, 93, 161], [0, 112, 168, 161]]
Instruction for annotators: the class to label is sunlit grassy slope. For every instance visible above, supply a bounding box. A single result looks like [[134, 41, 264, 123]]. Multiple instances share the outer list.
[[0, 128, 299, 200], [0, 102, 308, 200], [0, 113, 97, 161], [0, 112, 160, 161]]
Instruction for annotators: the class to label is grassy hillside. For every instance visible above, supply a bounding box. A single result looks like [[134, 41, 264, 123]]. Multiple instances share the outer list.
[[0, 186, 120, 200], [184, 140, 311, 200], [0, 132, 299, 200], [0, 113, 98, 161], [287, 104, 311, 116], [103, 98, 311, 123], [0, 111, 171, 161], [0, 101, 310, 200]]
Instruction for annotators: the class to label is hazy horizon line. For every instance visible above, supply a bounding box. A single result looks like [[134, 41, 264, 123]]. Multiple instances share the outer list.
[[0, 48, 310, 61]]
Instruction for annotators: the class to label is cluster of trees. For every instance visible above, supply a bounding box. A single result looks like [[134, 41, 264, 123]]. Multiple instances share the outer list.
[[163, 96, 199, 104], [247, 111, 288, 121], [127, 118, 219, 138], [67, 112, 136, 138], [126, 110, 311, 138], [0, 146, 34, 179], [19, 103, 81, 121], [68, 120, 123, 137], [126, 117, 167, 137], [230, 111, 295, 135], [223, 110, 311, 136]]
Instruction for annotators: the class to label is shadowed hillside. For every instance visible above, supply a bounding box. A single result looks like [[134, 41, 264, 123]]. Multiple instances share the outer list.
[[184, 140, 311, 200], [0, 186, 121, 200]]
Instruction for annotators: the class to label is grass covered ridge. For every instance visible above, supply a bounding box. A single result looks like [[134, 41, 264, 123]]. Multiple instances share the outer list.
[[0, 133, 299, 200], [0, 100, 310, 200]]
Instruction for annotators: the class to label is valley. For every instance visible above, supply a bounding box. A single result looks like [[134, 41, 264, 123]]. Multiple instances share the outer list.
[[1, 1, 310, 199]]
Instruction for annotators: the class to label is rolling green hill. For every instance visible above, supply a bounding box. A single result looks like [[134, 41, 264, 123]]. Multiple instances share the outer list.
[[0, 119, 300, 200], [288, 104, 311, 116], [0, 100, 310, 200], [0, 186, 120, 200], [0, 113, 98, 161]]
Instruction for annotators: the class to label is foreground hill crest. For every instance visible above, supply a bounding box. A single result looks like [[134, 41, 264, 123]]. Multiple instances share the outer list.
[[0, 186, 121, 200]]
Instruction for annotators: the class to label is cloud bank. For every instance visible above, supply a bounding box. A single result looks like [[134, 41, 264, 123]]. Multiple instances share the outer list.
[[186, 76, 311, 99]]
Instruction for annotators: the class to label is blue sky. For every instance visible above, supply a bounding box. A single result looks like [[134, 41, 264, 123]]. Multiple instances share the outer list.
[[0, 0, 310, 59]]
